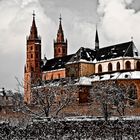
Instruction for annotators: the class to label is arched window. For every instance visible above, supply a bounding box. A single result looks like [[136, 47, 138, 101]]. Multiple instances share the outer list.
[[116, 62, 120, 71], [31, 67, 34, 71], [125, 61, 131, 70], [136, 61, 140, 70], [31, 54, 33, 58], [108, 63, 112, 72], [128, 84, 137, 105], [58, 74, 60, 79], [58, 48, 61, 53], [36, 53, 38, 58], [30, 46, 33, 50], [98, 64, 102, 73]]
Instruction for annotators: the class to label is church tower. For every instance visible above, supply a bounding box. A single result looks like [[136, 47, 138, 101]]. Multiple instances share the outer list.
[[54, 15, 67, 58], [24, 12, 41, 104], [95, 29, 99, 51]]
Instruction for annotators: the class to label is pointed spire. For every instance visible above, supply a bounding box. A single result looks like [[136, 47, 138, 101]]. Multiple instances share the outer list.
[[57, 14, 64, 42], [29, 11, 38, 40], [95, 29, 99, 43], [95, 26, 99, 50], [58, 14, 62, 32]]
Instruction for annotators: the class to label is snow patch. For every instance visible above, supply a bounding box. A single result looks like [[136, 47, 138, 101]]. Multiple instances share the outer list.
[[77, 77, 92, 85]]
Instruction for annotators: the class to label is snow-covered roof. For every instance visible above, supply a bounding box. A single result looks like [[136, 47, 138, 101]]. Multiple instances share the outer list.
[[76, 71, 140, 86], [67, 41, 139, 65], [91, 71, 140, 82], [41, 41, 139, 72], [41, 54, 74, 72]]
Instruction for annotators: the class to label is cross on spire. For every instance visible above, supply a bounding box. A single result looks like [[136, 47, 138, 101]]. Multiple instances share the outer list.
[[131, 36, 133, 41], [59, 14, 62, 22], [33, 10, 35, 18], [29, 10, 38, 40]]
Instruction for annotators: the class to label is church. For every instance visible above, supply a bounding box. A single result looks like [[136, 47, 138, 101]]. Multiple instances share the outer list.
[[24, 13, 140, 105]]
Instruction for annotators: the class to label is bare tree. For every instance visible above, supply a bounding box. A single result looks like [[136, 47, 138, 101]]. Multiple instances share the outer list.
[[31, 79, 78, 118], [16, 77, 78, 118], [90, 80, 135, 121]]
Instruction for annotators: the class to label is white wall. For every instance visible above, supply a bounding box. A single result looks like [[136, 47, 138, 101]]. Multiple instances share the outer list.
[[95, 58, 140, 73]]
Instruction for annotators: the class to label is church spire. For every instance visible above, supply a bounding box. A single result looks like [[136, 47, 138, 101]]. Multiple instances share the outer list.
[[29, 11, 38, 40], [54, 15, 68, 58], [57, 14, 64, 42], [95, 27, 99, 50], [24, 11, 41, 104]]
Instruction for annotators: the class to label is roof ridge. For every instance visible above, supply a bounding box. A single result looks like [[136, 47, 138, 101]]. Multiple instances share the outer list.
[[100, 41, 133, 50]]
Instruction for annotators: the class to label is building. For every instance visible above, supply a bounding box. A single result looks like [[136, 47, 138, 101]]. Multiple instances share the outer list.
[[24, 13, 140, 105]]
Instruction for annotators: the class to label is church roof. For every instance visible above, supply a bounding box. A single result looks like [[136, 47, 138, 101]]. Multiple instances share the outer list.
[[42, 41, 139, 72], [68, 41, 138, 63], [96, 41, 138, 61], [67, 47, 96, 63], [41, 54, 74, 71]]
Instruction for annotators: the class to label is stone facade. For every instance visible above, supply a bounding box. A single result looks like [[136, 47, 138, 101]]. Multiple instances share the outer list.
[[66, 62, 95, 77]]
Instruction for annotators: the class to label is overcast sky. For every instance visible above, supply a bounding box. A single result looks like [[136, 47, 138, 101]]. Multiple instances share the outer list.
[[0, 0, 140, 91]]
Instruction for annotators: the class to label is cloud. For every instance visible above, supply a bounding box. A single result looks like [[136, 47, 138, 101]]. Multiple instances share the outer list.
[[39, 0, 97, 54], [1, 0, 140, 91], [0, 0, 97, 90], [0, 0, 50, 90], [98, 0, 140, 49]]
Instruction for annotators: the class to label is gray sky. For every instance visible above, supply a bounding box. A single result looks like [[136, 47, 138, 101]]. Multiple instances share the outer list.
[[0, 0, 140, 91]]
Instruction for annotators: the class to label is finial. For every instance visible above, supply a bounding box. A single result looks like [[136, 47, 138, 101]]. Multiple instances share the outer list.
[[59, 14, 62, 22], [33, 10, 35, 18], [131, 36, 133, 41]]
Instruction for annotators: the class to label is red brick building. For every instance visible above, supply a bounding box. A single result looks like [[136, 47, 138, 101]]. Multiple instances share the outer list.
[[24, 13, 140, 105]]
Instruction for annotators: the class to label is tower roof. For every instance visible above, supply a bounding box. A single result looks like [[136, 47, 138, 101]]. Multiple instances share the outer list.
[[56, 14, 64, 42], [29, 11, 38, 40], [95, 29, 99, 43]]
